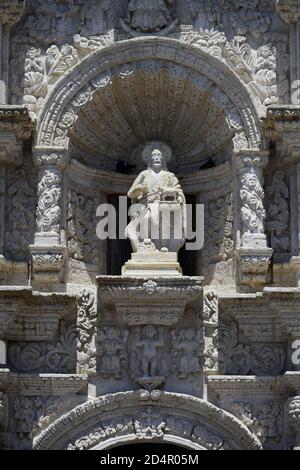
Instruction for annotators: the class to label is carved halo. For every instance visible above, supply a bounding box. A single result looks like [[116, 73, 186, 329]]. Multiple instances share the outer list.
[[142, 141, 173, 166]]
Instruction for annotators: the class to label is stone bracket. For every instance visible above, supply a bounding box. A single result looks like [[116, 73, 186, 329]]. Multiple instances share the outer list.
[[30, 245, 67, 284], [238, 247, 273, 287]]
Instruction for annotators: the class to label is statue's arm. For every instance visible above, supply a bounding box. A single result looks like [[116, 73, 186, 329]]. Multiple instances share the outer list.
[[127, 172, 147, 200]]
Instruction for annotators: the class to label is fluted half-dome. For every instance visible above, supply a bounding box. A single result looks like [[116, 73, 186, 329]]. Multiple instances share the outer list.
[[68, 65, 234, 174]]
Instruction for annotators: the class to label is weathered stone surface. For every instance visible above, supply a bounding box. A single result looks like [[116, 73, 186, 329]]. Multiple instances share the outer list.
[[1, 0, 300, 450]]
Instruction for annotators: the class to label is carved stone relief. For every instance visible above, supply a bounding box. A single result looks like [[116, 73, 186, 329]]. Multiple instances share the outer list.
[[67, 188, 98, 265], [7, 322, 77, 374], [266, 169, 290, 253], [218, 322, 286, 375], [5, 161, 36, 261], [205, 192, 234, 264], [230, 401, 282, 447]]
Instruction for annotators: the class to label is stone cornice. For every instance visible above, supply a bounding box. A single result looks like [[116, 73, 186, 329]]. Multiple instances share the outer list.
[[219, 289, 300, 341], [208, 376, 287, 397], [208, 373, 300, 398], [0, 371, 88, 395], [0, 288, 76, 341], [263, 106, 300, 163], [277, 0, 300, 24]]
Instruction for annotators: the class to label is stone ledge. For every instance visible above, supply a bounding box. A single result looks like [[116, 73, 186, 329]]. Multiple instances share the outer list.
[[0, 288, 76, 341], [0, 370, 88, 395]]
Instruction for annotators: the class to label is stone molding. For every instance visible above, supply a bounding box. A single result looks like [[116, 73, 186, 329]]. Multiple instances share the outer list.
[[36, 38, 261, 152], [0, 370, 88, 395], [0, 287, 76, 341], [32, 390, 262, 450]]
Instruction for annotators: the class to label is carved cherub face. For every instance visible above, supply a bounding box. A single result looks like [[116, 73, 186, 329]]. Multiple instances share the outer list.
[[245, 174, 258, 191], [150, 149, 163, 172], [143, 325, 156, 338]]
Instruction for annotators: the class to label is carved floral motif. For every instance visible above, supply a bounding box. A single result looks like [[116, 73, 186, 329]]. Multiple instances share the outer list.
[[67, 189, 98, 264], [77, 290, 97, 374], [206, 193, 234, 263], [266, 170, 290, 252]]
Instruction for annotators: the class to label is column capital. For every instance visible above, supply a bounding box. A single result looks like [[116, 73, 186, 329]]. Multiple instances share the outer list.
[[233, 149, 270, 172], [33, 147, 69, 171], [277, 0, 300, 24], [263, 106, 300, 164]]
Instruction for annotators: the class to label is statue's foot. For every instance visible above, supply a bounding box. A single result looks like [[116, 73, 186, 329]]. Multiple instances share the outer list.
[[137, 239, 157, 253], [161, 247, 169, 253]]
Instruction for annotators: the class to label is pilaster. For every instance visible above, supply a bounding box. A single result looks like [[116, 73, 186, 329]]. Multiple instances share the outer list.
[[288, 396, 300, 450], [234, 149, 273, 287], [0, 106, 33, 270], [0, 1, 25, 103], [30, 147, 69, 284], [264, 106, 300, 285], [277, 0, 300, 104]]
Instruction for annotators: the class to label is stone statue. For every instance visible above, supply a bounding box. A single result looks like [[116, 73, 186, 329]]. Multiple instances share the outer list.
[[136, 325, 164, 378], [126, 0, 174, 33], [125, 141, 186, 255]]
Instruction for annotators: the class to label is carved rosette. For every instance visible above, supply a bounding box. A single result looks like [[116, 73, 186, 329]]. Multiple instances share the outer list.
[[235, 151, 273, 286], [30, 148, 69, 283]]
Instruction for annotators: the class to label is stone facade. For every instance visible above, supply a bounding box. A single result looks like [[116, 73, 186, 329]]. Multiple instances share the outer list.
[[1, 0, 300, 450]]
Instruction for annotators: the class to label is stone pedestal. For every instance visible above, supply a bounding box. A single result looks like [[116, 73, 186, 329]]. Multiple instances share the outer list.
[[122, 252, 182, 277], [96, 276, 203, 396]]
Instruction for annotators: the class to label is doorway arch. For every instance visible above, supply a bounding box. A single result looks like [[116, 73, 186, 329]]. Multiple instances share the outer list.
[[33, 390, 262, 450]]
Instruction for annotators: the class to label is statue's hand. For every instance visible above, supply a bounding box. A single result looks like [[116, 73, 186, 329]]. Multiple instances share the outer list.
[[130, 184, 147, 199]]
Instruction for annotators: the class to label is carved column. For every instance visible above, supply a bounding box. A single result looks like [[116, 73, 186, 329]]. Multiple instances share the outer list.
[[288, 396, 300, 450], [277, 0, 300, 104], [30, 147, 69, 283], [235, 150, 273, 286], [0, 106, 33, 267], [264, 106, 300, 284], [0, 0, 25, 103]]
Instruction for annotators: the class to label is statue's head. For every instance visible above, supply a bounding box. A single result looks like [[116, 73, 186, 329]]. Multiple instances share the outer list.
[[142, 141, 172, 172], [143, 325, 157, 339]]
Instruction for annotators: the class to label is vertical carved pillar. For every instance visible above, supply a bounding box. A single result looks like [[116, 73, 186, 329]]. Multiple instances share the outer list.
[[288, 397, 300, 450], [0, 1, 25, 103], [235, 150, 273, 286], [264, 107, 300, 284], [0, 107, 33, 269], [30, 147, 69, 283], [277, 0, 300, 104], [0, 339, 6, 366]]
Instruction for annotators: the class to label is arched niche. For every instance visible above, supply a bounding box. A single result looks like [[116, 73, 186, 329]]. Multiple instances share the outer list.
[[35, 37, 262, 158], [33, 390, 262, 451], [33, 38, 264, 281]]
